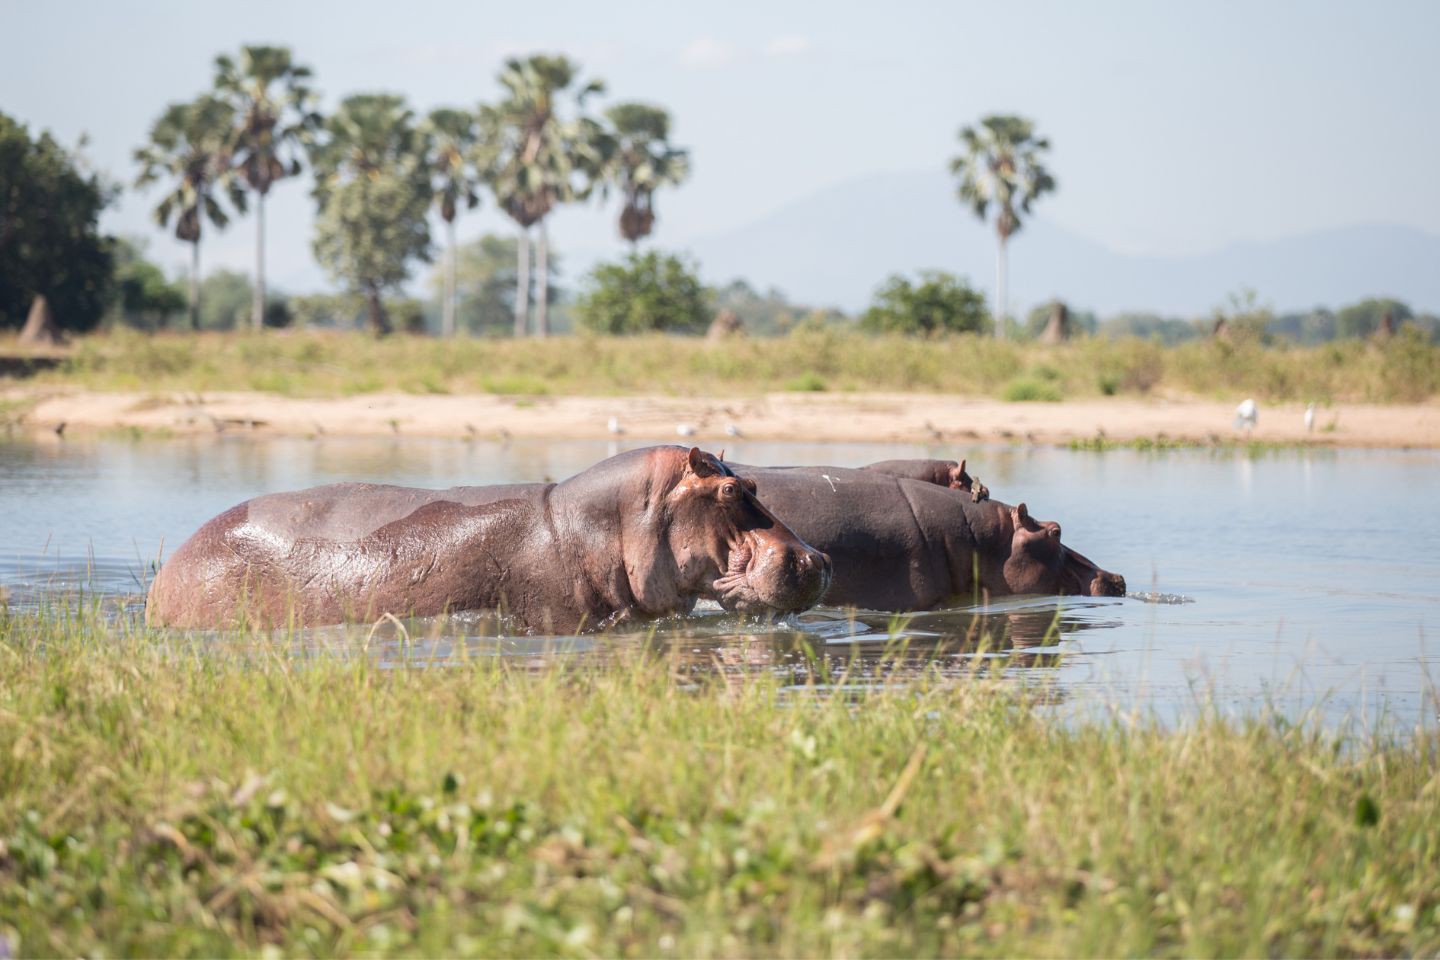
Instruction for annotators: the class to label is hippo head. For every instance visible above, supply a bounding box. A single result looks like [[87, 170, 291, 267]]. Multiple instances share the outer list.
[[658, 447, 832, 615], [1002, 502, 1126, 598]]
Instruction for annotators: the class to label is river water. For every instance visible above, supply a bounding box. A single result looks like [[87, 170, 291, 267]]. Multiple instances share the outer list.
[[2, 434, 1437, 726]]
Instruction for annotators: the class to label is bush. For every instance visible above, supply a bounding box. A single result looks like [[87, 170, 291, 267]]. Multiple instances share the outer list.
[[574, 251, 708, 335], [1002, 377, 1063, 402], [859, 271, 989, 336], [785, 372, 827, 392]]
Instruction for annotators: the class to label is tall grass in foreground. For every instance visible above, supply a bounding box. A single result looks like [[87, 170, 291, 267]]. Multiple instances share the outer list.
[[5, 326, 1438, 402], [2, 604, 1438, 957]]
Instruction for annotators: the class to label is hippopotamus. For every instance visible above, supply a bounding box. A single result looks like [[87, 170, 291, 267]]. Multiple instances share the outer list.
[[146, 446, 832, 633], [725, 463, 1124, 611], [860, 458, 990, 501]]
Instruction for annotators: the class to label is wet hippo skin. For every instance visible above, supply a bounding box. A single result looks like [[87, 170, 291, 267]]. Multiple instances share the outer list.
[[146, 446, 832, 633], [726, 463, 1125, 611]]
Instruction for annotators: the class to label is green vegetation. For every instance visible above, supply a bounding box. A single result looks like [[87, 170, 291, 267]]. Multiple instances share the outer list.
[[603, 102, 690, 246], [1, 604, 1437, 957], [311, 95, 434, 335], [8, 327, 1440, 402], [132, 95, 246, 330], [951, 114, 1056, 336], [859, 271, 990, 336], [105, 238, 186, 331], [212, 45, 322, 331], [0, 111, 116, 333], [429, 233, 564, 336], [574, 251, 708, 335], [422, 108, 483, 338], [481, 54, 610, 338], [1001, 377, 1063, 402]]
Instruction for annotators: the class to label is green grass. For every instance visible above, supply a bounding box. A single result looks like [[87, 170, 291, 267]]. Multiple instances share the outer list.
[[2, 603, 1437, 957], [4, 326, 1438, 402], [1001, 377, 1064, 402], [1067, 434, 1312, 454]]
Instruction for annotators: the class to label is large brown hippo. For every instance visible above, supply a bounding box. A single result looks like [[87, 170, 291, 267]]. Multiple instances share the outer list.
[[146, 446, 832, 633], [725, 462, 1124, 611]]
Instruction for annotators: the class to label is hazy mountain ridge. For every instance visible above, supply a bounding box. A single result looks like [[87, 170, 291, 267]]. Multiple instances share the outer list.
[[663, 171, 1440, 317]]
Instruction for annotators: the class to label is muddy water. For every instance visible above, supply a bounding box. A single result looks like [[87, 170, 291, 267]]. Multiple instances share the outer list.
[[2, 435, 1437, 725]]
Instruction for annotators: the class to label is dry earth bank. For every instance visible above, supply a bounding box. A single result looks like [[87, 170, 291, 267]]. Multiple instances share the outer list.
[[7, 387, 1440, 448]]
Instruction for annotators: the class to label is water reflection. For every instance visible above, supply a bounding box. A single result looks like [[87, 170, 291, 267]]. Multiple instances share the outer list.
[[192, 599, 1126, 703]]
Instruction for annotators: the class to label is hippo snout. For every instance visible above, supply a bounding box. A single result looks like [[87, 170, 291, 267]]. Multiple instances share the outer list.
[[778, 544, 832, 610], [751, 541, 831, 612], [1090, 569, 1126, 598]]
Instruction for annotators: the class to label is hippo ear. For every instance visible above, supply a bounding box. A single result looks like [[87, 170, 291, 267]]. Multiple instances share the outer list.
[[687, 446, 723, 478], [950, 459, 968, 488], [1015, 502, 1029, 524]]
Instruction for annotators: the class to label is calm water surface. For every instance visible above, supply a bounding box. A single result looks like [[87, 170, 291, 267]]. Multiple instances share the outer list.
[[2, 434, 1437, 725]]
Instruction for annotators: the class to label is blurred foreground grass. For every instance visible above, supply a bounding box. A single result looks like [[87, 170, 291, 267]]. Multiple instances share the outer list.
[[4, 326, 1439, 402], [2, 603, 1438, 957]]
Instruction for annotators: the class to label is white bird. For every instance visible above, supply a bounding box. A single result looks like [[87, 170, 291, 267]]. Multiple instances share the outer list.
[[676, 423, 697, 438], [1234, 398, 1258, 432], [1303, 403, 1316, 433], [724, 422, 743, 438], [607, 416, 624, 435]]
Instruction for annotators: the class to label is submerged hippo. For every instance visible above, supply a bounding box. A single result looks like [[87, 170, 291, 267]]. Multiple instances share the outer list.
[[147, 446, 832, 633], [726, 463, 1124, 611]]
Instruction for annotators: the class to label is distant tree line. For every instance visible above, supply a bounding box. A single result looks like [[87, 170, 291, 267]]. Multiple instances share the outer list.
[[5, 76, 1438, 346], [0, 45, 690, 337]]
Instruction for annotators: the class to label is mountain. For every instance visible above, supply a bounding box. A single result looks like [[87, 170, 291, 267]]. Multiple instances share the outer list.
[[666, 171, 1440, 317]]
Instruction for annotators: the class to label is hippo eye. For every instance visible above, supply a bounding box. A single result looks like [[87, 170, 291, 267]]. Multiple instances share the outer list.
[[719, 480, 742, 502]]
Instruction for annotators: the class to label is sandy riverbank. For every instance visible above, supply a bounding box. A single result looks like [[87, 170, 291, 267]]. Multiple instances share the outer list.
[[7, 387, 1440, 448]]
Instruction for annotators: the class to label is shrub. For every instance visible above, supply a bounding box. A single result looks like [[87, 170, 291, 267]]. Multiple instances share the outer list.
[[785, 372, 827, 392], [859, 271, 989, 336], [1002, 377, 1062, 402], [574, 251, 708, 335]]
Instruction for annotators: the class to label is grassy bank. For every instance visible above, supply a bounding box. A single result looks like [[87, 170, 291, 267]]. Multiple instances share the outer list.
[[5, 326, 1439, 402], [2, 606, 1437, 957]]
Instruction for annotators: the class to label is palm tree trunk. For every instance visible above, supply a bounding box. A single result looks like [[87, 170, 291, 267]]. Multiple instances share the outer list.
[[189, 240, 201, 332], [535, 220, 549, 339], [443, 219, 458, 337], [513, 226, 530, 338], [253, 191, 266, 331], [994, 231, 1008, 340]]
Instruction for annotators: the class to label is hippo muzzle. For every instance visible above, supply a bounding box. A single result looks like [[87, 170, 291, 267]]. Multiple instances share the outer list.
[[1060, 547, 1126, 598], [713, 536, 832, 613]]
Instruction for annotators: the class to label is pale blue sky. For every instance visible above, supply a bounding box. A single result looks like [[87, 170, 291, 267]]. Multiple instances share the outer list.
[[2, 0, 1437, 298]]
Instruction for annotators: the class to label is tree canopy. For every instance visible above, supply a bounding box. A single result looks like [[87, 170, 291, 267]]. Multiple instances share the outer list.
[[603, 102, 689, 245], [573, 251, 707, 335], [0, 112, 115, 332], [859, 272, 989, 336], [311, 95, 433, 335], [313, 172, 431, 335], [1336, 298, 1413, 339]]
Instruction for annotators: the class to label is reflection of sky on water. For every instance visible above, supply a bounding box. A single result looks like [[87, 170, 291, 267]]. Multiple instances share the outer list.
[[2, 435, 1437, 727]]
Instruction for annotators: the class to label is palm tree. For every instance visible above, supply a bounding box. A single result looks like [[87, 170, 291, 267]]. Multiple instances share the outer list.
[[213, 45, 320, 331], [950, 114, 1056, 339], [479, 54, 607, 338], [133, 95, 246, 330], [311, 93, 425, 190], [422, 108, 481, 337], [603, 102, 689, 247]]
